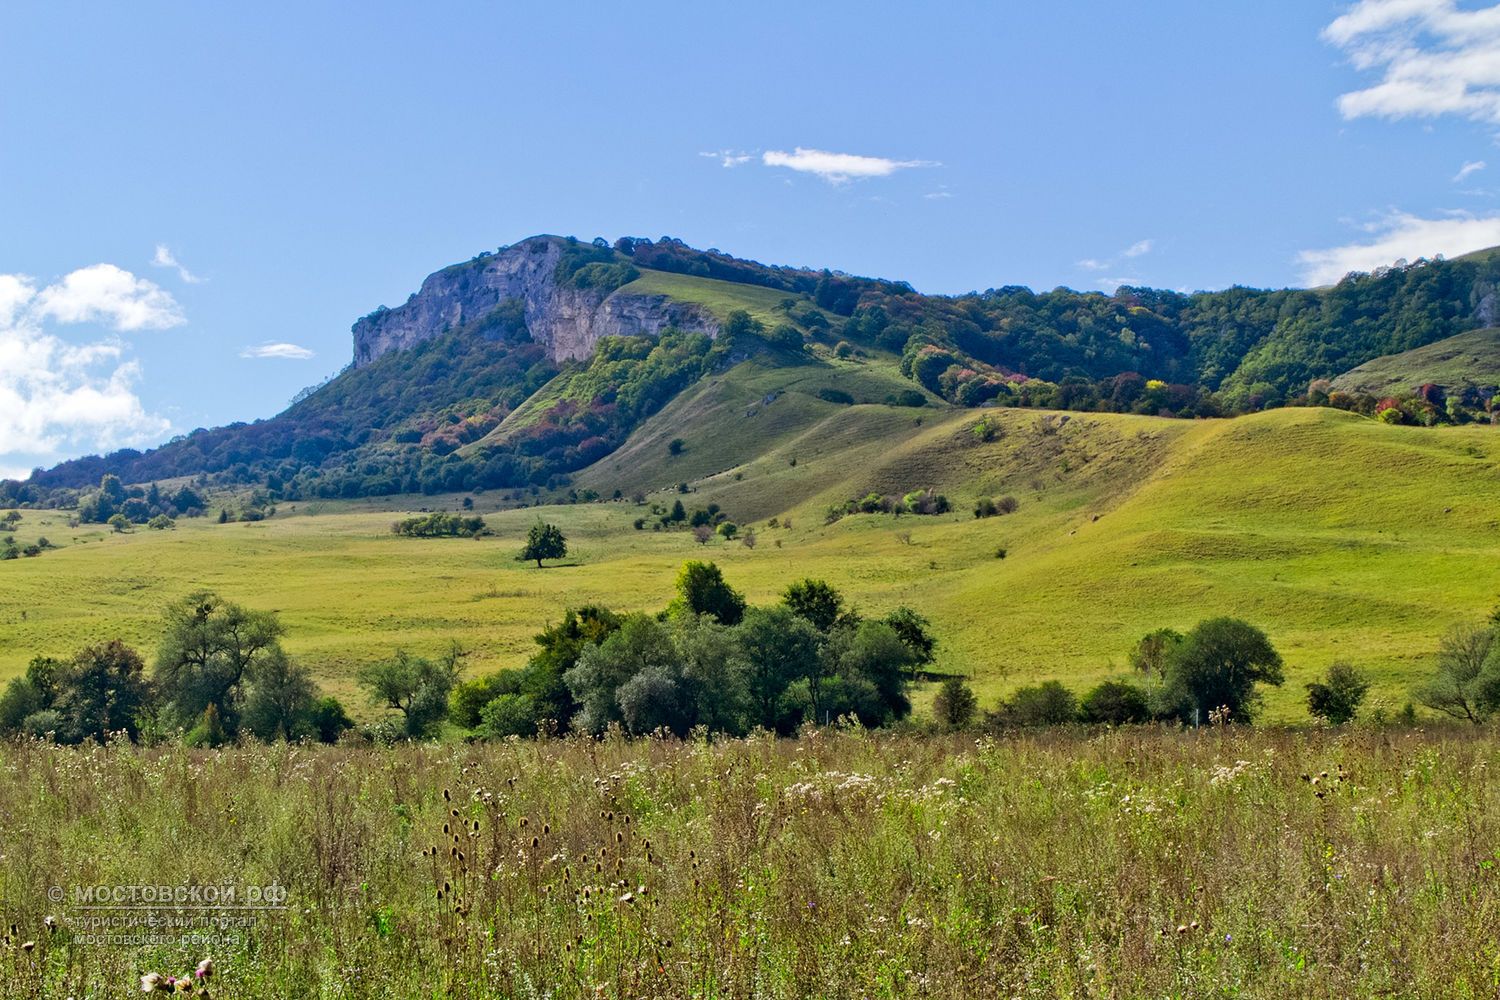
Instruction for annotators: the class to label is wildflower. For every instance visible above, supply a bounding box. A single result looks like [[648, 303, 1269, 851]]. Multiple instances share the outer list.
[[141, 973, 165, 992], [43, 916, 56, 931], [20, 940, 33, 951], [196, 958, 214, 979]]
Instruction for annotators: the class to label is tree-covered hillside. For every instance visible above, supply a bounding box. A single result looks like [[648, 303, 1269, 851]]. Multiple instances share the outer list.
[[6, 235, 1498, 508]]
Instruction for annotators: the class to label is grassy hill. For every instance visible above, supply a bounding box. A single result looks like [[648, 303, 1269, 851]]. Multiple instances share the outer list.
[[4, 393, 1496, 722], [1332, 327, 1500, 397]]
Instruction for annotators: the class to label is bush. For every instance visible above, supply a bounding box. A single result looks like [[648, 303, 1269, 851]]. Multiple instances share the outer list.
[[932, 677, 978, 730], [994, 680, 1078, 727], [1413, 623, 1500, 723], [1080, 680, 1151, 724], [817, 388, 855, 405], [1306, 662, 1372, 724]]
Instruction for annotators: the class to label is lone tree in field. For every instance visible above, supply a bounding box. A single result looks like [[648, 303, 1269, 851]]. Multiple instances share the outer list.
[[1414, 623, 1500, 724], [1306, 662, 1371, 725], [1159, 617, 1283, 724], [518, 521, 567, 568]]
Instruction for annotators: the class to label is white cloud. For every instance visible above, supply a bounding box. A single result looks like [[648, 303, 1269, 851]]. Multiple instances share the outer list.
[[1296, 209, 1500, 284], [1454, 158, 1487, 181], [32, 263, 185, 331], [240, 341, 314, 360], [699, 150, 753, 168], [1076, 240, 1154, 276], [152, 244, 203, 283], [0, 268, 175, 478], [1324, 0, 1500, 123], [761, 147, 937, 183]]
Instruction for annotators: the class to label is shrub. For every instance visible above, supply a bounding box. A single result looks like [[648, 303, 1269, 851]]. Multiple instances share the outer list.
[[1306, 662, 1372, 725], [932, 677, 978, 730], [1413, 623, 1500, 723], [1080, 679, 1151, 725], [817, 388, 855, 405], [994, 680, 1078, 727]]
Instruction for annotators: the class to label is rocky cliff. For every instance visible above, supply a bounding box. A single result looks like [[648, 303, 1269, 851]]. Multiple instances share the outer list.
[[351, 236, 719, 366]]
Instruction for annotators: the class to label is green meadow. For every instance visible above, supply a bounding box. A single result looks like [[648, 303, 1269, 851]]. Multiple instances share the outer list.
[[3, 399, 1497, 723]]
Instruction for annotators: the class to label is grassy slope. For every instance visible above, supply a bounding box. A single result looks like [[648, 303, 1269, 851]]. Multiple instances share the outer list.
[[613, 267, 807, 329], [1331, 327, 1500, 396], [3, 396, 1497, 723]]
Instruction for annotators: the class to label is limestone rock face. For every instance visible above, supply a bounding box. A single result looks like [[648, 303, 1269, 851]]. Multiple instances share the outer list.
[[351, 236, 718, 366]]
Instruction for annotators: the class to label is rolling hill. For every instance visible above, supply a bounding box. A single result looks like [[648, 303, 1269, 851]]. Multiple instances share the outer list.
[[1332, 327, 1500, 398], [2, 393, 1496, 722]]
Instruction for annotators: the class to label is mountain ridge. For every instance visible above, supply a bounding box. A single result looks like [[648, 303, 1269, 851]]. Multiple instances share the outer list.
[[6, 234, 1500, 509]]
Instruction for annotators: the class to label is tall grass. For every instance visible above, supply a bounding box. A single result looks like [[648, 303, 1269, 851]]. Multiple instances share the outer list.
[[3, 726, 1498, 997]]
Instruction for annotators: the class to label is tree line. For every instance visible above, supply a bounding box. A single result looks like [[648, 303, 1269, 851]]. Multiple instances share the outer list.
[[4, 572, 1497, 746]]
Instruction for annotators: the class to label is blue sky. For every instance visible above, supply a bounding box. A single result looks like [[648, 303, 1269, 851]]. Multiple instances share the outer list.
[[4, 0, 1500, 478]]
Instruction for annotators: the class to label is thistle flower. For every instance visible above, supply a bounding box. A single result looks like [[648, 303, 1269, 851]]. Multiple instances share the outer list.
[[195, 958, 214, 979], [141, 972, 167, 992]]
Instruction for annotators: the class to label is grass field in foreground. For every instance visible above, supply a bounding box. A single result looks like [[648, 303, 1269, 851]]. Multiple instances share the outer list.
[[2, 728, 1497, 998], [1, 404, 1498, 722]]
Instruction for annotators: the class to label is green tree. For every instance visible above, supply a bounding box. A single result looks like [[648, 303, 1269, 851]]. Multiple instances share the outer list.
[[883, 607, 936, 668], [673, 614, 753, 736], [815, 621, 915, 726], [1079, 679, 1150, 725], [932, 677, 978, 730], [308, 696, 354, 743], [1305, 662, 1372, 725], [564, 615, 676, 733], [241, 648, 319, 740], [154, 592, 286, 737], [1130, 628, 1183, 679], [1414, 623, 1500, 724], [734, 606, 822, 730], [670, 561, 746, 626], [357, 645, 462, 739], [1160, 618, 1284, 724], [782, 579, 849, 633], [0, 657, 62, 734], [56, 640, 152, 743], [518, 521, 567, 567]]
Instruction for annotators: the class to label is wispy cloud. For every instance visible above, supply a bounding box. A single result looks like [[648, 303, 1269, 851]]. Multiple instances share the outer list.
[[240, 341, 314, 360], [1076, 239, 1154, 276], [699, 149, 753, 168], [1455, 159, 1488, 182], [0, 266, 177, 478], [1296, 209, 1500, 284], [761, 147, 938, 183], [151, 244, 203, 283], [1323, 0, 1500, 124]]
